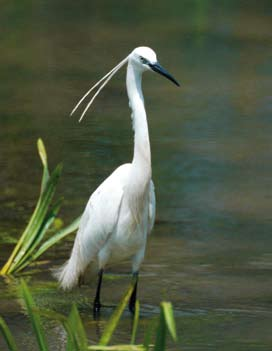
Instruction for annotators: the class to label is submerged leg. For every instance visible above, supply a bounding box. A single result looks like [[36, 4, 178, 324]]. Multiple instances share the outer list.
[[129, 272, 139, 314], [93, 269, 103, 315]]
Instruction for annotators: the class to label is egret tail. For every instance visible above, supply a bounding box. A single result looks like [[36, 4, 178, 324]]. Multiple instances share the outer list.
[[54, 237, 87, 290]]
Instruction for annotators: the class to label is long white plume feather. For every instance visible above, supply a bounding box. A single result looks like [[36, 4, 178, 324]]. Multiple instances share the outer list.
[[70, 55, 129, 122]]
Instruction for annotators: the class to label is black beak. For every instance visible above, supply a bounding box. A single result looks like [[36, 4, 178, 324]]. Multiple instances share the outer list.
[[148, 62, 180, 87]]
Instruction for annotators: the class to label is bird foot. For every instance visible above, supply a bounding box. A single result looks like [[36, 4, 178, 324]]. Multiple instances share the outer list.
[[93, 300, 102, 316], [129, 302, 135, 315]]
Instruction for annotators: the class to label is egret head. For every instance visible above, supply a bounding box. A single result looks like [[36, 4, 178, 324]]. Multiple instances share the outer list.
[[129, 46, 180, 87], [129, 47, 157, 71], [71, 46, 179, 122]]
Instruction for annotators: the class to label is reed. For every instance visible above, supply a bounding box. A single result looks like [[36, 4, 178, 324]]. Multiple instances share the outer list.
[[0, 139, 80, 275], [0, 279, 177, 351]]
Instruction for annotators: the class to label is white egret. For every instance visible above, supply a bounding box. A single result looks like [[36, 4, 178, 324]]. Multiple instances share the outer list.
[[55, 46, 179, 314]]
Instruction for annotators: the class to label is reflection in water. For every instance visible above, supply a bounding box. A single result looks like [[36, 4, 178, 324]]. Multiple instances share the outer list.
[[1, 1, 272, 350]]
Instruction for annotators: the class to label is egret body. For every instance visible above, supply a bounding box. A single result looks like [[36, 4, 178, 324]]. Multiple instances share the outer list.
[[56, 47, 179, 314]]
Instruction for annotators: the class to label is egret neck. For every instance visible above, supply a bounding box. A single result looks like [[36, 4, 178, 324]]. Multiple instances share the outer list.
[[126, 61, 151, 185]]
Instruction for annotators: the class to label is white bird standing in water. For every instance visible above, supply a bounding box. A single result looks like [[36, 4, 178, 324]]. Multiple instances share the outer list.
[[56, 47, 179, 314]]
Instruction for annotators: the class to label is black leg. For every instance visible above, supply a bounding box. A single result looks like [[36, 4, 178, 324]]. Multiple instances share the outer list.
[[93, 269, 103, 316], [129, 272, 138, 314]]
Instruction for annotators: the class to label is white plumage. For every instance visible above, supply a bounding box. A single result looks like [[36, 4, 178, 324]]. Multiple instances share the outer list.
[[55, 47, 179, 312], [57, 164, 155, 290]]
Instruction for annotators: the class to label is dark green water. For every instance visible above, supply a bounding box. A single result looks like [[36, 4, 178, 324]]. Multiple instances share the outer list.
[[1, 1, 272, 350]]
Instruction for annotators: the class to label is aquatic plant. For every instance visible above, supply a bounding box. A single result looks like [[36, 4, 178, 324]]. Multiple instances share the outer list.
[[0, 139, 80, 275], [0, 279, 177, 351]]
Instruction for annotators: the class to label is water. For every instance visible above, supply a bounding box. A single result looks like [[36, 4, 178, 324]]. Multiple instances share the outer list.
[[1, 0, 272, 349]]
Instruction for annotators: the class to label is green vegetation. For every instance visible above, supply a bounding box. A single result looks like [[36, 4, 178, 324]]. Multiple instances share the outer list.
[[0, 140, 177, 350], [0, 279, 177, 351], [0, 139, 80, 275]]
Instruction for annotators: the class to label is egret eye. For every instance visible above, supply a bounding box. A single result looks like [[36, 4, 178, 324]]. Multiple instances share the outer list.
[[139, 56, 148, 64]]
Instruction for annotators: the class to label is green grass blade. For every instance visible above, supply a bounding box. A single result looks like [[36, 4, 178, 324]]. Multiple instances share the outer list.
[[35, 308, 78, 351], [66, 327, 78, 351], [37, 138, 50, 194], [154, 307, 167, 351], [31, 215, 81, 262], [67, 304, 88, 351], [13, 215, 55, 273], [99, 279, 136, 346], [0, 140, 50, 275], [143, 317, 157, 351], [161, 302, 177, 342], [8, 164, 62, 274], [20, 279, 49, 351], [154, 302, 177, 351], [12, 164, 62, 262], [0, 316, 18, 351], [15, 200, 62, 273], [130, 300, 140, 344], [66, 317, 78, 351]]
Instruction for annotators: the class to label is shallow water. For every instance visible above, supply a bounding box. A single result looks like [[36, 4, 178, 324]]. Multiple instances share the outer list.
[[1, 1, 272, 350]]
